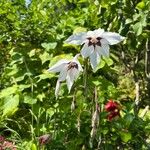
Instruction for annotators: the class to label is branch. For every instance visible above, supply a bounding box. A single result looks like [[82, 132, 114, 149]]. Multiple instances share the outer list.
[[145, 39, 150, 79]]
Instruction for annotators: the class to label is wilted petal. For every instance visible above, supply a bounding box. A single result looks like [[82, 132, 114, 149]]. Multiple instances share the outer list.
[[65, 32, 87, 45], [89, 51, 101, 71], [48, 59, 69, 73], [55, 80, 61, 99], [81, 42, 94, 58], [101, 32, 125, 45], [38, 134, 51, 145]]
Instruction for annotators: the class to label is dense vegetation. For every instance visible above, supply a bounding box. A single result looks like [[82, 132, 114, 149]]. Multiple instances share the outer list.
[[0, 0, 150, 149]]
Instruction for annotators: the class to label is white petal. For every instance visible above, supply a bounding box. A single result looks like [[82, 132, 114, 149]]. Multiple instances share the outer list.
[[72, 54, 83, 72], [73, 53, 81, 60], [77, 61, 83, 72], [87, 31, 95, 37], [97, 39, 110, 57], [94, 28, 105, 37], [65, 32, 87, 45], [72, 60, 83, 72], [89, 51, 101, 71], [101, 32, 125, 45], [55, 80, 61, 99], [87, 29, 104, 37], [58, 66, 68, 81], [81, 42, 94, 58], [66, 68, 79, 92], [48, 59, 69, 73]]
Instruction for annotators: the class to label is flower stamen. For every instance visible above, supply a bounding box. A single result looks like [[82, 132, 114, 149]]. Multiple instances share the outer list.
[[87, 37, 102, 48], [67, 62, 78, 70]]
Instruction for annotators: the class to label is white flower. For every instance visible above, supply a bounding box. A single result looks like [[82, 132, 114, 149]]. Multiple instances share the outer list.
[[48, 54, 83, 98], [65, 28, 125, 70]]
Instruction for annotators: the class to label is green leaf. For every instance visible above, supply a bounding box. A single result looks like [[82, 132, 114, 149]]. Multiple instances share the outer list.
[[36, 73, 55, 82], [124, 114, 134, 127], [125, 18, 133, 24], [39, 51, 50, 64], [41, 42, 57, 51], [31, 143, 37, 150], [28, 49, 36, 57], [3, 95, 19, 116], [92, 80, 101, 86], [19, 84, 31, 91], [40, 10, 46, 16], [136, 1, 145, 10], [120, 131, 132, 143], [104, 57, 114, 66], [0, 85, 18, 98], [24, 95, 37, 105], [101, 0, 117, 8], [96, 59, 105, 70], [140, 13, 147, 27], [133, 22, 142, 36], [73, 27, 87, 34]]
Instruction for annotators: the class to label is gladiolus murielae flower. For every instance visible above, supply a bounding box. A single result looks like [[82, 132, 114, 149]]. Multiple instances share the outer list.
[[48, 54, 83, 98], [105, 100, 121, 121], [65, 28, 125, 71]]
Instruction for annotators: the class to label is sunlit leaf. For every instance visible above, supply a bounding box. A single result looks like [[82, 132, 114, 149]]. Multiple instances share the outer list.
[[41, 42, 57, 51], [120, 131, 132, 143], [3, 95, 19, 116]]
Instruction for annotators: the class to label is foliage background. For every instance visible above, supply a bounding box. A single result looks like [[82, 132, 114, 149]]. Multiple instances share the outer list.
[[0, 0, 150, 149]]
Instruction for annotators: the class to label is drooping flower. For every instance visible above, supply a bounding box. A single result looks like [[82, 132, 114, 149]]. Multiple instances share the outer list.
[[105, 100, 120, 112], [105, 100, 121, 121], [2, 141, 16, 150], [38, 134, 51, 145], [107, 110, 120, 121], [48, 54, 83, 98], [0, 135, 5, 143], [65, 28, 125, 70]]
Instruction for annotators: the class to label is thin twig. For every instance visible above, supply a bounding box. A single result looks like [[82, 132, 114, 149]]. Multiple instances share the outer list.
[[145, 39, 150, 79]]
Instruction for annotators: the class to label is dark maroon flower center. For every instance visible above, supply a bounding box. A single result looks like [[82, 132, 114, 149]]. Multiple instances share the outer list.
[[67, 62, 78, 70], [87, 37, 102, 48]]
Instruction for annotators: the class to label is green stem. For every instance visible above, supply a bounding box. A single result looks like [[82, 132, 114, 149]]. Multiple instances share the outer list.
[[83, 58, 88, 99], [23, 57, 34, 141]]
